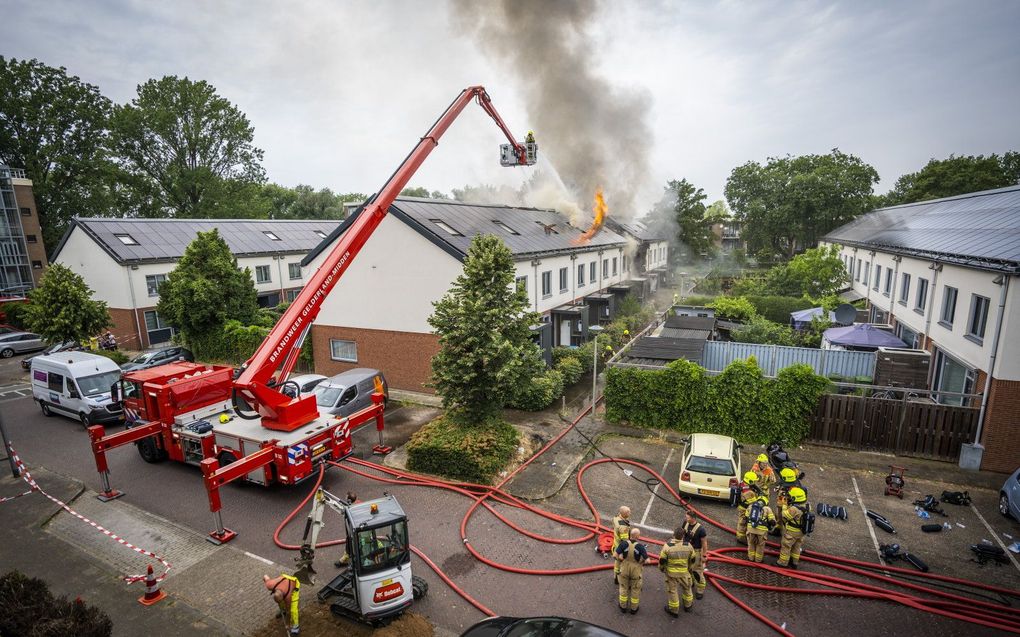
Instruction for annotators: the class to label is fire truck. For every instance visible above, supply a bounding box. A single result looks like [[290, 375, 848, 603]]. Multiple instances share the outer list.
[[86, 86, 537, 543]]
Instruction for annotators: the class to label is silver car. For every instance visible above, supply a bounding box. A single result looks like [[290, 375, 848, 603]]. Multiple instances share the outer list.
[[312, 368, 388, 417], [0, 332, 45, 358], [1001, 467, 1020, 520]]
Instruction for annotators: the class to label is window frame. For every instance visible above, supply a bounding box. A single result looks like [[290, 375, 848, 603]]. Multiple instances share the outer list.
[[914, 277, 928, 313], [515, 276, 527, 295], [883, 269, 892, 296], [862, 261, 870, 287], [263, 231, 281, 241], [288, 263, 302, 280], [965, 294, 990, 343], [602, 259, 609, 280], [589, 262, 597, 283], [255, 264, 272, 284], [329, 339, 358, 363], [541, 271, 552, 298], [939, 285, 957, 328], [558, 267, 568, 293], [577, 264, 585, 287], [145, 273, 167, 297], [114, 233, 139, 246], [872, 264, 881, 291], [899, 273, 911, 305]]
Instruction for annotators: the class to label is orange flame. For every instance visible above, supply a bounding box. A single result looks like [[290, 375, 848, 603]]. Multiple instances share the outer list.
[[575, 188, 608, 244]]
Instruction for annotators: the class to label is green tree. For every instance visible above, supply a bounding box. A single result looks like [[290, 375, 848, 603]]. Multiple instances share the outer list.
[[0, 57, 116, 250], [428, 234, 543, 424], [401, 186, 448, 199], [21, 264, 110, 346], [110, 76, 267, 218], [881, 152, 1020, 206], [261, 183, 366, 219], [762, 244, 848, 297], [156, 229, 259, 356], [725, 149, 879, 258], [664, 178, 713, 259], [731, 316, 797, 346]]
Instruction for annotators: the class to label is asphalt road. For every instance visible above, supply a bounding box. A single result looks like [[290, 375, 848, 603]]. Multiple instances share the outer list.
[[2, 354, 1018, 636]]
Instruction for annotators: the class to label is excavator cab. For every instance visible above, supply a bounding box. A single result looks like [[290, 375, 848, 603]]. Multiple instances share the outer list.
[[500, 131, 538, 166]]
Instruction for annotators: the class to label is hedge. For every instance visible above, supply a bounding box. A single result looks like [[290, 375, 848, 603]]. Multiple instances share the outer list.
[[744, 295, 817, 324], [605, 358, 831, 444], [406, 416, 519, 483], [508, 369, 565, 411], [0, 570, 112, 637], [555, 356, 583, 385]]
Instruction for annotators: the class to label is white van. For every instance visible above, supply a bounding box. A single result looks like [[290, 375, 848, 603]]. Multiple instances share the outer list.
[[31, 351, 124, 427]]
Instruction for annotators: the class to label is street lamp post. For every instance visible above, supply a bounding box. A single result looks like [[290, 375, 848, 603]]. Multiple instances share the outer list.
[[589, 324, 604, 419]]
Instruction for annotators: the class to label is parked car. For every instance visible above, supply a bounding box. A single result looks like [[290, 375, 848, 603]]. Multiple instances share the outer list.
[[0, 324, 17, 336], [677, 433, 742, 501], [280, 373, 328, 397], [31, 351, 123, 427], [312, 368, 389, 417], [461, 616, 626, 637], [21, 340, 80, 370], [120, 346, 194, 372], [1000, 467, 1020, 520], [0, 331, 45, 358]]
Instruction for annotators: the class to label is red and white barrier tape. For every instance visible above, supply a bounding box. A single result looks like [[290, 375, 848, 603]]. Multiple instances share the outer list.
[[3, 441, 172, 584]]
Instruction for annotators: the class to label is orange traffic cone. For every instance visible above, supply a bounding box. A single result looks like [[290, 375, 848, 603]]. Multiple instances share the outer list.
[[138, 564, 167, 606]]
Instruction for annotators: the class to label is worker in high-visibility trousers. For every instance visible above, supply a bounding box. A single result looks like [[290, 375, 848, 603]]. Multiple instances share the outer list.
[[735, 471, 761, 544], [264, 573, 300, 635], [615, 527, 648, 614], [659, 526, 696, 616], [681, 509, 709, 599], [751, 453, 776, 490], [611, 506, 632, 585], [745, 495, 776, 563], [777, 487, 810, 569]]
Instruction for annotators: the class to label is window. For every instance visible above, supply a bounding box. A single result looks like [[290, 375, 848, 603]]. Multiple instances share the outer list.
[[285, 288, 301, 302], [939, 286, 957, 326], [430, 219, 462, 236], [145, 274, 168, 297], [932, 349, 976, 406], [966, 294, 990, 341], [612, 257, 618, 276], [314, 230, 327, 239], [915, 277, 928, 312], [257, 292, 280, 308], [623, 255, 629, 273], [515, 276, 527, 295], [48, 372, 64, 393], [602, 259, 609, 279], [559, 267, 568, 293], [330, 339, 358, 362], [20, 207, 31, 217], [884, 269, 892, 295], [899, 273, 910, 305], [338, 385, 358, 407], [492, 220, 520, 235], [541, 271, 552, 297], [577, 264, 585, 287], [288, 263, 302, 280], [114, 233, 138, 245], [896, 323, 919, 349], [873, 265, 881, 291], [263, 231, 281, 241], [25, 234, 37, 244], [143, 310, 175, 345], [589, 262, 596, 283], [255, 265, 271, 284], [862, 261, 870, 287], [31, 261, 42, 269]]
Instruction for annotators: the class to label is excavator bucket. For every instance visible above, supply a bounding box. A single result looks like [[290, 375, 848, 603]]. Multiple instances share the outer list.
[[294, 562, 316, 586]]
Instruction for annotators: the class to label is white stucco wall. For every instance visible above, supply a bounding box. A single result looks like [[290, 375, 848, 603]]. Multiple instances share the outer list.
[[54, 227, 132, 307], [645, 240, 669, 270], [517, 244, 629, 314]]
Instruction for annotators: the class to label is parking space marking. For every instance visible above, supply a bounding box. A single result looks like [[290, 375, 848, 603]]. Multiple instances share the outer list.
[[969, 503, 1020, 573], [639, 447, 675, 527], [852, 476, 885, 564]]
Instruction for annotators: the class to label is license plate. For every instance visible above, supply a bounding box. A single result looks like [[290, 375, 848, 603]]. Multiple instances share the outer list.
[[698, 489, 719, 497]]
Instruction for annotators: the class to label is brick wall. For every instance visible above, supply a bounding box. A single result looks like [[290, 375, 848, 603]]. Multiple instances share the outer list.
[[12, 183, 48, 284], [980, 378, 1020, 473], [107, 307, 143, 350], [311, 325, 439, 392]]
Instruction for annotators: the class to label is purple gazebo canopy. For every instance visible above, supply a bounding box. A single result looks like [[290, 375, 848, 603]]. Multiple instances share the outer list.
[[823, 323, 908, 348]]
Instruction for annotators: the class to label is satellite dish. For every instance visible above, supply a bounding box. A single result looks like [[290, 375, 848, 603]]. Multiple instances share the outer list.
[[833, 303, 857, 325]]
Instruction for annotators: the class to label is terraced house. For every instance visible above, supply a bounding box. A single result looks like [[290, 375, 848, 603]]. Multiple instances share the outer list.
[[824, 185, 1020, 472]]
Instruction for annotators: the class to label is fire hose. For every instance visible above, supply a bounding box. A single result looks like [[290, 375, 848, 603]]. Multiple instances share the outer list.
[[271, 401, 1020, 634]]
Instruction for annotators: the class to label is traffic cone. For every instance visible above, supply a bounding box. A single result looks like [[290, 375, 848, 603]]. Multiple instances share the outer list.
[[138, 564, 167, 606]]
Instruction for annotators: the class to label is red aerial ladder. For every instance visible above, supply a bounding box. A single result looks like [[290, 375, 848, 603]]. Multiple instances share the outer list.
[[86, 87, 536, 543]]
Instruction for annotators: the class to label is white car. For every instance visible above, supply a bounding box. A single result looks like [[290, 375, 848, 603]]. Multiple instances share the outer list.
[[677, 433, 743, 501]]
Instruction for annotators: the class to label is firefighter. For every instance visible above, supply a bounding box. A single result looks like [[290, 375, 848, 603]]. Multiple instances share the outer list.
[[746, 495, 776, 563], [751, 453, 776, 489], [681, 509, 708, 599], [615, 527, 648, 614], [612, 506, 632, 584], [777, 487, 809, 569], [526, 130, 536, 144], [775, 467, 803, 536], [264, 573, 301, 635], [659, 526, 696, 616], [735, 471, 761, 544]]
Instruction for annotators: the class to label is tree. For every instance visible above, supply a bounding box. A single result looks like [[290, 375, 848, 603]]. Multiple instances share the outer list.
[[261, 183, 366, 219], [0, 58, 116, 250], [664, 178, 713, 259], [725, 149, 879, 258], [731, 316, 797, 346], [22, 264, 110, 345], [428, 234, 543, 424], [762, 244, 848, 297], [109, 76, 267, 218], [156, 229, 259, 356], [400, 186, 448, 199], [881, 152, 1020, 206]]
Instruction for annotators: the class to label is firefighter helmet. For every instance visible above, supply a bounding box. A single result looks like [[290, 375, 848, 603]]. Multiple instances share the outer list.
[[743, 471, 758, 484], [788, 487, 807, 503], [757, 453, 769, 463], [780, 467, 798, 483], [219, 413, 231, 424]]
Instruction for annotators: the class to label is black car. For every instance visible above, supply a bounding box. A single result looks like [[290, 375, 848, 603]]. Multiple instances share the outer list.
[[21, 340, 80, 370], [120, 346, 194, 372], [461, 617, 627, 637]]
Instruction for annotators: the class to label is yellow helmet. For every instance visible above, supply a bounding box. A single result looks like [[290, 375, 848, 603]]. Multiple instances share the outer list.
[[757, 453, 769, 463], [788, 487, 807, 503], [780, 467, 797, 483], [219, 413, 231, 424], [743, 471, 758, 484]]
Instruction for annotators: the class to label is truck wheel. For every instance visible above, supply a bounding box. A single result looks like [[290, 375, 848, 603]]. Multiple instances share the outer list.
[[40, 402, 53, 417], [79, 413, 91, 428], [137, 437, 167, 463], [218, 451, 236, 468]]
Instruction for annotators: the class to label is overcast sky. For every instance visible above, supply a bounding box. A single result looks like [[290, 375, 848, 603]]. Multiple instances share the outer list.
[[4, 0, 1020, 216]]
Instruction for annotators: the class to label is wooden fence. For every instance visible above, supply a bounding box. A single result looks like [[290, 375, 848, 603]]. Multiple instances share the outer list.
[[808, 393, 979, 462]]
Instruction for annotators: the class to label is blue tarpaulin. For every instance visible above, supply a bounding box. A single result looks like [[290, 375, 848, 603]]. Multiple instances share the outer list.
[[823, 323, 908, 350]]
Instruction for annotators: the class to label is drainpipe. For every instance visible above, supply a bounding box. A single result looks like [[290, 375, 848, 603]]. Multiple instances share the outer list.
[[276, 254, 285, 299], [888, 256, 902, 325], [922, 262, 941, 350], [125, 265, 144, 349], [531, 259, 540, 313], [972, 273, 1010, 448], [570, 253, 578, 302]]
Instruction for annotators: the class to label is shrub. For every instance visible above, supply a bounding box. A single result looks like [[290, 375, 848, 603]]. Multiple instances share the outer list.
[[708, 296, 758, 322], [672, 295, 718, 308], [744, 295, 817, 324], [508, 369, 565, 411], [92, 350, 129, 365], [552, 346, 578, 367], [573, 341, 595, 373], [406, 416, 519, 483], [0, 571, 112, 637], [555, 356, 583, 386], [731, 316, 797, 346], [0, 301, 30, 329], [706, 357, 768, 441], [190, 319, 269, 363]]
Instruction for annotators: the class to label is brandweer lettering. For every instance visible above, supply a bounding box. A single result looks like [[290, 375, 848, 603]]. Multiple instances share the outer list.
[[269, 250, 351, 364]]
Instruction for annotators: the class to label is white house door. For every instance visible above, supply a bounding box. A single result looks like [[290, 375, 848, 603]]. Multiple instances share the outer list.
[[559, 317, 572, 346]]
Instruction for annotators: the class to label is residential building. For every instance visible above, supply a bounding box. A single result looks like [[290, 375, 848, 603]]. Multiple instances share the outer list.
[[823, 185, 1020, 472], [604, 218, 669, 295], [52, 218, 336, 349], [302, 197, 637, 391], [0, 165, 48, 294], [711, 219, 744, 253]]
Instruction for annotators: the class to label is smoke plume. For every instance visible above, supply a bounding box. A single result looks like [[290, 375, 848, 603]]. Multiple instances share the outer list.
[[451, 0, 652, 221]]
